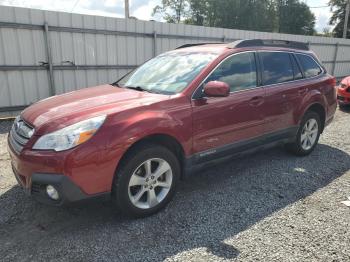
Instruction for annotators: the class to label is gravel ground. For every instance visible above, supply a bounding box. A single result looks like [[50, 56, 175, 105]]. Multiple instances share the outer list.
[[0, 109, 350, 262]]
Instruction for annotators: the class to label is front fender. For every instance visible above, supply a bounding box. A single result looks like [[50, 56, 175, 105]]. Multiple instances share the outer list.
[[115, 111, 189, 148], [104, 97, 193, 158]]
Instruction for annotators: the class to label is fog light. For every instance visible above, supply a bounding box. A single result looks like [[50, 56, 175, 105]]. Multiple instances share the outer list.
[[46, 185, 59, 200]]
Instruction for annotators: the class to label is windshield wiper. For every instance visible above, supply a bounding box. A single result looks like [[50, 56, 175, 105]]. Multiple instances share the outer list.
[[115, 84, 168, 95], [124, 85, 149, 92], [111, 83, 145, 91], [111, 82, 122, 87]]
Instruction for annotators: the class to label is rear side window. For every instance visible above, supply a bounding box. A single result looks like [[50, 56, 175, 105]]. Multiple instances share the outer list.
[[295, 54, 322, 78], [205, 52, 257, 92], [260, 52, 294, 85]]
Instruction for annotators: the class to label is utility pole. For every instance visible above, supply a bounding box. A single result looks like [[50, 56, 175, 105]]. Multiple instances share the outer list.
[[125, 0, 130, 19], [343, 0, 350, 38]]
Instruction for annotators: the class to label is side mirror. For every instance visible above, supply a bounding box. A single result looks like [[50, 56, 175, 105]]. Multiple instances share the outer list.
[[203, 81, 230, 97]]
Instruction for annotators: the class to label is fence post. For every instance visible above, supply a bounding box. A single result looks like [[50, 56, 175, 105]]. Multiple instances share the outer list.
[[43, 22, 55, 96], [332, 43, 339, 76], [153, 30, 157, 57]]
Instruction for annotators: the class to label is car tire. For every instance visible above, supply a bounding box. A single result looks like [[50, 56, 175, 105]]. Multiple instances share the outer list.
[[285, 111, 321, 156], [112, 143, 180, 218]]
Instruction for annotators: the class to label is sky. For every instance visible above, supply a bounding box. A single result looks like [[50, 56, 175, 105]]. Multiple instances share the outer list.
[[306, 0, 333, 32], [0, 0, 333, 33]]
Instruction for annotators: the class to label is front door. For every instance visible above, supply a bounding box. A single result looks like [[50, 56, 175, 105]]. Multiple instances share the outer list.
[[191, 51, 266, 162]]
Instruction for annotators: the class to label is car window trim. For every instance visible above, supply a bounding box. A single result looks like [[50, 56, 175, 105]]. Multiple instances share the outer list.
[[191, 50, 259, 100]]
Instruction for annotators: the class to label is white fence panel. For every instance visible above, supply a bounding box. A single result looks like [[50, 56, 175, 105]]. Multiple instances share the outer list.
[[1, 5, 350, 116]]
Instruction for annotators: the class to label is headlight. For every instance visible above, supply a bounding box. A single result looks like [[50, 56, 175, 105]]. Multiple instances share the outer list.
[[33, 115, 106, 151]]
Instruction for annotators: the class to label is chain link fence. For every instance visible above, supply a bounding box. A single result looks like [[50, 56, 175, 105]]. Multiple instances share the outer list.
[[0, 119, 13, 134]]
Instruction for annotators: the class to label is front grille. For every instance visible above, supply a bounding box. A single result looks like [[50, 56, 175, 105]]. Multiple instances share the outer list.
[[31, 183, 43, 194], [337, 95, 345, 101], [8, 117, 34, 154]]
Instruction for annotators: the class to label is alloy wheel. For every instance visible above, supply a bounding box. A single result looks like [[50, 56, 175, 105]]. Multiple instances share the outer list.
[[128, 158, 173, 209], [300, 118, 319, 151]]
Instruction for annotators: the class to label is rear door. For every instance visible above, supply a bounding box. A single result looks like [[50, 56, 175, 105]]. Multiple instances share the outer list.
[[191, 51, 266, 160], [258, 51, 304, 135]]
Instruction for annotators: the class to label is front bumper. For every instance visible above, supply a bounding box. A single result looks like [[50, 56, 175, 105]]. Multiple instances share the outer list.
[[337, 87, 350, 105], [11, 160, 109, 205], [30, 172, 109, 205], [337, 95, 350, 105], [7, 133, 118, 205]]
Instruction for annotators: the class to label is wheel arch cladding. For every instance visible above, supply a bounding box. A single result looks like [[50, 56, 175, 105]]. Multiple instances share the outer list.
[[113, 133, 186, 183], [304, 103, 326, 132]]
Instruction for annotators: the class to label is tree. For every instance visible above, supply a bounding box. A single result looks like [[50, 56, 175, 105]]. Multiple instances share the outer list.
[[277, 0, 315, 35], [185, 0, 277, 31], [152, 0, 315, 36], [152, 0, 190, 23], [329, 0, 350, 38]]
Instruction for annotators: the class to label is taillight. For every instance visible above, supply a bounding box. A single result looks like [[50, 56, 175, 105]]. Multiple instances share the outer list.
[[328, 77, 336, 87]]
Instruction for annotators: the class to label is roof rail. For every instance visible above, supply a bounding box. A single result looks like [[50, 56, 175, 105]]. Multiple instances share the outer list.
[[228, 39, 309, 51], [175, 42, 224, 49]]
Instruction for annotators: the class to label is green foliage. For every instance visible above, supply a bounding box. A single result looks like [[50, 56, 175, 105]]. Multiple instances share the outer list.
[[186, 0, 278, 32], [329, 0, 349, 38], [152, 0, 190, 23], [277, 0, 315, 35], [152, 0, 316, 35]]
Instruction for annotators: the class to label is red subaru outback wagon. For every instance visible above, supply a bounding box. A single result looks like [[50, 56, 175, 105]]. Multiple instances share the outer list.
[[8, 39, 337, 217]]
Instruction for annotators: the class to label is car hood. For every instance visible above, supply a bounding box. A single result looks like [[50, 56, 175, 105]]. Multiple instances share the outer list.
[[22, 84, 169, 133]]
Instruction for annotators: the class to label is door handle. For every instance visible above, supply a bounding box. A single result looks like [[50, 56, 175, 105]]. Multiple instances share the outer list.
[[298, 87, 308, 95], [249, 96, 264, 107]]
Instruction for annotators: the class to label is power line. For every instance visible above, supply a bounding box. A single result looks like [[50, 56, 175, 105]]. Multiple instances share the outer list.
[[309, 6, 329, 8], [70, 0, 81, 12]]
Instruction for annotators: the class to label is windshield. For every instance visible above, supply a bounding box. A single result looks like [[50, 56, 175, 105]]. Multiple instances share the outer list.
[[116, 51, 219, 94]]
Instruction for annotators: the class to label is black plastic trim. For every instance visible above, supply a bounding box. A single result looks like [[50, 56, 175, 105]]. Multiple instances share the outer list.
[[176, 42, 225, 49], [184, 126, 298, 172], [229, 39, 309, 51], [31, 173, 110, 205]]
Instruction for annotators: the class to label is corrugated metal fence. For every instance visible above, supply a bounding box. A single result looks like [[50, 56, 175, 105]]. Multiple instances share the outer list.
[[1, 5, 350, 116]]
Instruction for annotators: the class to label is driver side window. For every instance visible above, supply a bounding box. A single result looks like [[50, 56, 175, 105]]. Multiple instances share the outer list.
[[204, 52, 257, 92]]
